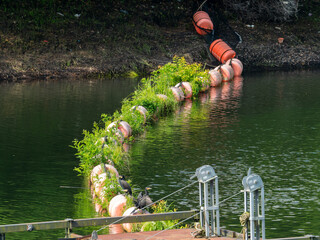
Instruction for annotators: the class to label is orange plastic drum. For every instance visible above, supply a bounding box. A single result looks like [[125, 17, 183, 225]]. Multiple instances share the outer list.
[[193, 11, 214, 35], [210, 39, 236, 63]]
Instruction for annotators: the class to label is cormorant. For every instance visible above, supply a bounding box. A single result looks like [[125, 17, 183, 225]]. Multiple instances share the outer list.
[[118, 175, 132, 195], [135, 187, 152, 209]]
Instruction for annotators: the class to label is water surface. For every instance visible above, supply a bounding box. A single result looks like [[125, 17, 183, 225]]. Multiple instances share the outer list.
[[0, 71, 319, 239]]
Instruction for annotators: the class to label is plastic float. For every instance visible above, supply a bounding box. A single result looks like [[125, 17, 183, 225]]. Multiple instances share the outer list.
[[131, 105, 148, 123], [214, 64, 234, 82], [170, 86, 185, 101], [109, 224, 124, 234], [175, 82, 192, 98], [107, 121, 132, 139], [122, 207, 144, 232], [93, 172, 107, 196], [90, 164, 119, 184], [209, 39, 236, 63], [193, 11, 214, 35], [108, 194, 127, 217], [208, 70, 222, 87], [226, 58, 243, 77]]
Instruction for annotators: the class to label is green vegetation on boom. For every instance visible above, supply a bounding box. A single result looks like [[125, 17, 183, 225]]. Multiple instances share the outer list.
[[72, 56, 209, 177]]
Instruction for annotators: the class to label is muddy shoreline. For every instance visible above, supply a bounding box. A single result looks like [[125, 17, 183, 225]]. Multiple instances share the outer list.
[[1, 19, 319, 82]]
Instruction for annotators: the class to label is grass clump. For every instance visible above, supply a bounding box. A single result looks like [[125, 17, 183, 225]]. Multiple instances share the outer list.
[[72, 57, 209, 226], [73, 56, 209, 177]]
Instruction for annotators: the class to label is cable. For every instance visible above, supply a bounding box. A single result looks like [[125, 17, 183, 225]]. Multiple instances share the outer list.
[[95, 180, 198, 233], [219, 191, 242, 205], [145, 211, 202, 240], [197, 0, 208, 12]]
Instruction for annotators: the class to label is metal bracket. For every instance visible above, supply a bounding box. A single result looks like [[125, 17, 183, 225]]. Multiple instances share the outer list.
[[191, 165, 217, 183]]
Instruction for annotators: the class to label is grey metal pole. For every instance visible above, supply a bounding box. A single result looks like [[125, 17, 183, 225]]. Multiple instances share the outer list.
[[261, 187, 265, 240], [244, 190, 248, 240], [250, 192, 255, 240], [204, 182, 210, 237], [210, 180, 215, 235], [254, 190, 260, 240], [199, 182, 203, 228], [215, 177, 220, 236], [0, 233, 5, 240]]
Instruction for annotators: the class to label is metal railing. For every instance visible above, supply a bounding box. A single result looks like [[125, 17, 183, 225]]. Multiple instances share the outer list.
[[0, 210, 197, 239]]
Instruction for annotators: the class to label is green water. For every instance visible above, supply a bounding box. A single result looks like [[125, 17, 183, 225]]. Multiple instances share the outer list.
[[0, 78, 138, 239], [0, 71, 319, 239], [129, 71, 320, 238]]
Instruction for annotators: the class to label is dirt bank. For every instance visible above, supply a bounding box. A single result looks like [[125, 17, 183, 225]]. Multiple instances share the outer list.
[[0, 11, 319, 82]]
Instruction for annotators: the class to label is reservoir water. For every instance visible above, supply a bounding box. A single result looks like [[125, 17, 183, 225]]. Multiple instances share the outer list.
[[0, 71, 319, 239]]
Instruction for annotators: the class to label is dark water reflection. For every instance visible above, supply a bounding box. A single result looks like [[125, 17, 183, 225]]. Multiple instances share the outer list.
[[129, 71, 320, 238], [0, 78, 138, 239]]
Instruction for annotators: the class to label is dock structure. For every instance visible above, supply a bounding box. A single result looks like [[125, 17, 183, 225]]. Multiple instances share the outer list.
[[71, 228, 240, 240]]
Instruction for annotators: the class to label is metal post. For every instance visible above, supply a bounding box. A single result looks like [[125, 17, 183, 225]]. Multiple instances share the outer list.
[[64, 218, 73, 238], [0, 233, 5, 240], [191, 165, 220, 237], [204, 182, 210, 237], [199, 182, 203, 228], [242, 169, 265, 240], [261, 187, 266, 240], [210, 180, 215, 236], [215, 176, 220, 236], [244, 190, 249, 240]]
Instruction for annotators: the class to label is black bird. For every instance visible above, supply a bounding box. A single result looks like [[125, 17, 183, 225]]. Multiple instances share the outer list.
[[118, 175, 132, 195], [135, 187, 153, 209]]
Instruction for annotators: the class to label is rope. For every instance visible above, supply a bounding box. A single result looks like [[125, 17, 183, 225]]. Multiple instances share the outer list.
[[146, 190, 243, 240], [219, 191, 242, 205], [145, 211, 202, 240], [197, 0, 208, 11], [238, 212, 250, 240], [95, 180, 198, 233]]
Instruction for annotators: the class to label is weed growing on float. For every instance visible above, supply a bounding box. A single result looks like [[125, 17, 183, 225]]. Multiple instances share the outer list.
[[73, 57, 209, 227], [139, 200, 181, 232]]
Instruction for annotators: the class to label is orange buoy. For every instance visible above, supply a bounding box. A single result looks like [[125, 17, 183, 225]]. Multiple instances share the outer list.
[[122, 207, 144, 232], [226, 58, 243, 76], [108, 194, 127, 217], [209, 39, 236, 63], [107, 121, 132, 139], [193, 11, 213, 35], [214, 64, 234, 82], [208, 70, 222, 87], [109, 224, 124, 234], [90, 164, 119, 184], [92, 172, 107, 196], [170, 87, 185, 101], [175, 82, 192, 98], [131, 105, 148, 123]]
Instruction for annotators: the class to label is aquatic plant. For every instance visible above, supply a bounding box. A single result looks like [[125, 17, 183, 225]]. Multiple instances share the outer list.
[[72, 56, 212, 230], [73, 56, 209, 177], [140, 200, 180, 232]]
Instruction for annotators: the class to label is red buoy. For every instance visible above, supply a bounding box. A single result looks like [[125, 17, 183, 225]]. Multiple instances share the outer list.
[[226, 58, 243, 76], [210, 39, 236, 63], [193, 11, 213, 35]]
